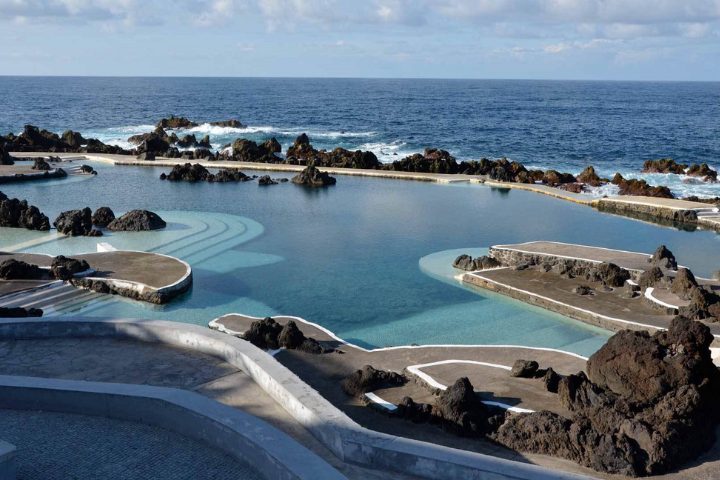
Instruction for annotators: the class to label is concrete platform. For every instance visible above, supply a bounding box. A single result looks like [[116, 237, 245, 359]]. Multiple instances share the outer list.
[[0, 250, 191, 306]]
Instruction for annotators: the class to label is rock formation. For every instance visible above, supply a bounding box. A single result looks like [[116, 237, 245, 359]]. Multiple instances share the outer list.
[[611, 173, 674, 198], [291, 164, 336, 187], [341, 365, 407, 397], [452, 254, 501, 271], [242, 317, 325, 353], [493, 317, 720, 476], [156, 116, 197, 129], [0, 306, 43, 317], [92, 207, 115, 227], [107, 210, 166, 231], [53, 208, 100, 236], [0, 144, 14, 165], [50, 255, 91, 281], [285, 134, 380, 169], [642, 158, 686, 174], [0, 191, 50, 230], [31, 158, 51, 171], [159, 163, 250, 183], [257, 175, 278, 185], [0, 259, 44, 280], [648, 244, 678, 270], [209, 119, 244, 128]]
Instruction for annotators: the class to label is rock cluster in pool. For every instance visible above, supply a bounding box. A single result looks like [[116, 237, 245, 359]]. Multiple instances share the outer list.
[[0, 190, 50, 230]]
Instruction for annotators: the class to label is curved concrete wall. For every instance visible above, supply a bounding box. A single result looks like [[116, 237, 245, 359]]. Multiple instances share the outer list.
[[0, 318, 594, 480], [0, 375, 343, 480]]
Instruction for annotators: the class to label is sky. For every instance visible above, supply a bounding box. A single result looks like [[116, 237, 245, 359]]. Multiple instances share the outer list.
[[0, 0, 719, 80]]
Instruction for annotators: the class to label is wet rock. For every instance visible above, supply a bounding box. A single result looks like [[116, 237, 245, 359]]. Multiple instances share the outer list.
[[61, 130, 86, 149], [209, 119, 244, 128], [176, 134, 200, 148], [0, 259, 45, 280], [642, 158, 686, 174], [80, 138, 128, 155], [611, 173, 674, 199], [388, 148, 458, 174], [452, 254, 475, 271], [31, 158, 51, 170], [137, 152, 155, 161], [687, 163, 717, 182], [156, 116, 197, 129], [257, 175, 278, 185], [137, 133, 170, 156], [341, 365, 407, 397], [50, 255, 90, 280], [452, 254, 501, 271], [291, 164, 336, 187], [649, 245, 677, 270], [510, 360, 539, 378], [0, 192, 50, 230], [79, 164, 96, 175], [228, 138, 281, 163], [53, 207, 94, 236], [161, 163, 211, 182], [557, 182, 584, 193], [91, 207, 115, 227], [107, 210, 166, 231], [670, 268, 699, 300], [576, 166, 602, 187], [212, 169, 250, 182]]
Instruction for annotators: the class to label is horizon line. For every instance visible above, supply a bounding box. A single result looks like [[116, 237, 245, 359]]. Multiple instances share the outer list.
[[0, 74, 718, 83]]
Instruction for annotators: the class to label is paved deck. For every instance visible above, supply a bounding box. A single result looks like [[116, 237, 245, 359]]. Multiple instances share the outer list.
[[211, 313, 587, 459], [0, 335, 419, 480], [0, 409, 262, 480]]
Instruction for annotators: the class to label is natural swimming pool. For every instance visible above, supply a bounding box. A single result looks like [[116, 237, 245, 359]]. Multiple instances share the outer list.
[[3, 161, 720, 356]]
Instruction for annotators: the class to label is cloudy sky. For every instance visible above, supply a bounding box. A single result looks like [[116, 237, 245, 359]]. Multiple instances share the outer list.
[[1, 0, 719, 80]]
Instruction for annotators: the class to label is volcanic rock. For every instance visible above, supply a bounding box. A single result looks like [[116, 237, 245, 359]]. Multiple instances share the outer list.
[[341, 365, 407, 397], [611, 173, 674, 198], [61, 130, 86, 149], [687, 163, 717, 182], [291, 164, 336, 187], [510, 360, 539, 378], [257, 175, 278, 185], [107, 210, 166, 231], [638, 266, 665, 289], [576, 166, 602, 187], [642, 158, 686, 174], [648, 244, 677, 270], [0, 144, 14, 165], [209, 119, 244, 128], [53, 207, 94, 236], [0, 306, 43, 317], [31, 158, 51, 171], [156, 116, 197, 129], [0, 192, 50, 230], [51, 255, 90, 280], [91, 207, 115, 227], [670, 268, 699, 300], [0, 259, 44, 280]]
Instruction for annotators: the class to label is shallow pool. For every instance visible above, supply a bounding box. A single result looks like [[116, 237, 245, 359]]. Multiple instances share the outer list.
[[3, 161, 720, 356]]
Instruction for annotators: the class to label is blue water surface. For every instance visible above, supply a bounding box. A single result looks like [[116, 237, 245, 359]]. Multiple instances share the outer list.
[[3, 161, 720, 356]]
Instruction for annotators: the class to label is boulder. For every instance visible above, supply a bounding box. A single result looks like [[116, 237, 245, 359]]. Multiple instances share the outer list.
[[670, 268, 698, 300], [638, 266, 665, 289], [586, 262, 630, 287], [510, 360, 539, 378], [257, 175, 278, 185], [209, 119, 244, 128], [648, 245, 677, 270], [642, 158, 686, 174], [291, 164, 336, 187], [673, 209, 699, 224], [53, 208, 94, 236], [576, 166, 602, 187], [341, 365, 406, 397], [230, 138, 281, 163], [80, 138, 128, 155], [0, 192, 50, 230], [242, 317, 282, 350], [91, 207, 115, 227], [79, 164, 96, 175], [156, 116, 197, 129], [0, 259, 44, 280], [433, 377, 489, 436], [161, 163, 211, 182], [137, 152, 155, 161], [31, 158, 51, 171], [573, 285, 594, 295], [137, 134, 170, 156], [611, 173, 674, 198], [678, 287, 720, 321], [50, 255, 90, 280], [452, 254, 501, 271], [687, 163, 717, 182], [212, 169, 250, 182], [61, 130, 85, 149], [107, 210, 166, 231]]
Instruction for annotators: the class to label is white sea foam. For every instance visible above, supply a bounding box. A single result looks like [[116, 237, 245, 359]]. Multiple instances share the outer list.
[[358, 140, 417, 163]]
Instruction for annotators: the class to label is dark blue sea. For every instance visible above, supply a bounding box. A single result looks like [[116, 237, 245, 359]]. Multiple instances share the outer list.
[[1, 77, 718, 196]]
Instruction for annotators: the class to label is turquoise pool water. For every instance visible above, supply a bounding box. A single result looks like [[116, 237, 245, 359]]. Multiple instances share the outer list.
[[3, 161, 720, 355]]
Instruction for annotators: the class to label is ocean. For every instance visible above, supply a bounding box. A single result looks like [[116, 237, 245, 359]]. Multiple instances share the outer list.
[[1, 77, 718, 197]]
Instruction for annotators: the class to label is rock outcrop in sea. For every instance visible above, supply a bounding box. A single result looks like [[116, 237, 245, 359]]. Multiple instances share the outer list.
[[643, 158, 718, 182], [285, 134, 381, 169], [0, 191, 50, 230], [611, 173, 674, 198], [1, 125, 127, 154], [159, 163, 251, 182]]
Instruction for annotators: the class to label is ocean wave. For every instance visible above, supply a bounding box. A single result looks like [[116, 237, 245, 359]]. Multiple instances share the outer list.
[[358, 140, 417, 163], [176, 122, 376, 140]]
